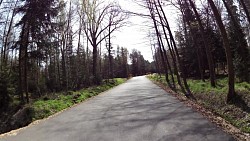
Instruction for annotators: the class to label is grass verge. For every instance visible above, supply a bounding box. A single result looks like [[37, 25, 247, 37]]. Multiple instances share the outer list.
[[0, 78, 126, 135], [148, 74, 250, 140], [0, 78, 126, 137], [31, 78, 126, 121]]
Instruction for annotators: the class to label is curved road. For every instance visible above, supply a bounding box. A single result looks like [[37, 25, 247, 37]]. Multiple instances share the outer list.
[[0, 76, 234, 141]]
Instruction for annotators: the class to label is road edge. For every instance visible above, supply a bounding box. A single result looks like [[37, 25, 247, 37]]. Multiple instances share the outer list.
[[146, 76, 250, 141]]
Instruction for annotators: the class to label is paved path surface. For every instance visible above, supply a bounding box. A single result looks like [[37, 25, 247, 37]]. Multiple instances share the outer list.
[[0, 76, 235, 141]]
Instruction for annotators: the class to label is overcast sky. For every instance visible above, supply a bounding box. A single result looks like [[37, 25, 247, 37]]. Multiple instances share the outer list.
[[112, 0, 179, 62]]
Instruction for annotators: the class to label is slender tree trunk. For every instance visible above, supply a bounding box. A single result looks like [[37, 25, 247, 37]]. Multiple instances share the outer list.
[[56, 44, 61, 91], [18, 23, 29, 103], [223, 0, 249, 82], [76, 16, 82, 89], [161, 38, 176, 90], [222, 0, 247, 39], [86, 39, 90, 86], [61, 34, 67, 90], [19, 45, 24, 103], [0, 0, 3, 6], [2, 0, 18, 69], [19, 23, 29, 103], [24, 29, 29, 103], [150, 44, 159, 74], [188, 0, 216, 87], [147, 3, 171, 88], [92, 39, 99, 84], [239, 0, 250, 24], [154, 2, 176, 89], [207, 0, 235, 102], [158, 35, 171, 87], [1, 9, 10, 70], [156, 0, 193, 97], [108, 22, 113, 79], [99, 36, 102, 78], [153, 44, 162, 78]]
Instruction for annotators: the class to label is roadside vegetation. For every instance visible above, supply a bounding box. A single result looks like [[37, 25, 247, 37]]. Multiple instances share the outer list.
[[1, 0, 250, 139], [32, 78, 125, 120], [0, 0, 155, 135], [0, 78, 126, 134], [148, 74, 250, 133], [143, 0, 250, 139]]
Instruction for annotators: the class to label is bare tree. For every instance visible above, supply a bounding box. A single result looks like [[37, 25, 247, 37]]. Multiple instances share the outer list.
[[81, 0, 127, 84], [106, 5, 127, 80], [1, 0, 18, 69]]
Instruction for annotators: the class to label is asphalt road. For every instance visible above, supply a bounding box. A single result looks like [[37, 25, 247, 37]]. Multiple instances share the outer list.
[[0, 76, 235, 141]]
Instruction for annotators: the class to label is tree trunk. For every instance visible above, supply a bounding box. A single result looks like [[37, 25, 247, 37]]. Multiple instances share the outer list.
[[150, 44, 159, 74], [161, 39, 176, 90], [239, 0, 250, 24], [147, 1, 171, 88], [108, 50, 113, 80], [18, 41, 24, 103], [156, 0, 193, 97], [18, 23, 29, 103], [1, 9, 10, 70], [76, 16, 82, 89], [86, 39, 90, 86], [24, 29, 29, 103], [108, 22, 114, 79], [223, 0, 249, 82], [188, 0, 216, 87], [154, 2, 176, 89], [92, 39, 99, 84], [61, 47, 67, 90], [2, 0, 18, 68], [153, 44, 162, 78], [207, 0, 235, 102]]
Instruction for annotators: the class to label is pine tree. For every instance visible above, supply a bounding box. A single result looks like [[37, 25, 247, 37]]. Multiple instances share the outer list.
[[16, 0, 62, 103]]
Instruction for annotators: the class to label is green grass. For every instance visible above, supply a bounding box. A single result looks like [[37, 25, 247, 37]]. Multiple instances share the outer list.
[[148, 74, 250, 133], [31, 78, 126, 121]]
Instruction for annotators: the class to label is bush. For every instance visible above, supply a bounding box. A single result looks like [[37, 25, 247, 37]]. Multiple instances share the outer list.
[[0, 70, 11, 110]]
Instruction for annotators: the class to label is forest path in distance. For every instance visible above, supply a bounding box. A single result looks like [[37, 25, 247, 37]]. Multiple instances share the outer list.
[[0, 76, 235, 141]]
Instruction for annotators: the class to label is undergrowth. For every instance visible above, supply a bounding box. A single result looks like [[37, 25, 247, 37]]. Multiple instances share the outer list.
[[31, 78, 126, 121]]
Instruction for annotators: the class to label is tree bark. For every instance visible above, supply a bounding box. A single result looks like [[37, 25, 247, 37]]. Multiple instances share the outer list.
[[188, 0, 216, 87], [207, 0, 235, 102], [18, 22, 29, 103], [92, 39, 99, 84], [108, 21, 114, 80]]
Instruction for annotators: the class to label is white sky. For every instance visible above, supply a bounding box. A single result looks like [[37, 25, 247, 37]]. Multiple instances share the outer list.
[[112, 0, 179, 62]]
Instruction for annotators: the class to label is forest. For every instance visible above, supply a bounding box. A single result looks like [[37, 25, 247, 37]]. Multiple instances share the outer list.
[[144, 0, 250, 136], [0, 0, 155, 133], [0, 0, 155, 107], [0, 0, 250, 137]]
